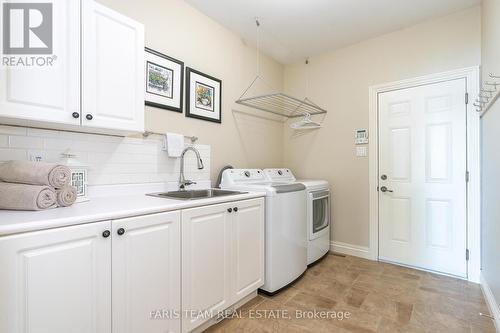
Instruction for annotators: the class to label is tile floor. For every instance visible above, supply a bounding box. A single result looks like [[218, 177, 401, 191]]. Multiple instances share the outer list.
[[206, 254, 496, 333]]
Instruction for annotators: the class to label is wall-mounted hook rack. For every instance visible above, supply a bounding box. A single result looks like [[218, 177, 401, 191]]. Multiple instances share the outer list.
[[475, 73, 500, 117]]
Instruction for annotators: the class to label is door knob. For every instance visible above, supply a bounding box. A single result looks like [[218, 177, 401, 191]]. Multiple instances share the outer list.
[[86, 114, 93, 120], [380, 186, 393, 193], [227, 208, 233, 213], [117, 228, 125, 236], [72, 112, 80, 119], [233, 207, 238, 212], [381, 174, 387, 180], [102, 230, 111, 238]]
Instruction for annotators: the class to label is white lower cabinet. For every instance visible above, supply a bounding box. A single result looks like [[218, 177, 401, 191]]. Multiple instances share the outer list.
[[181, 198, 265, 333], [231, 199, 265, 300], [0, 198, 264, 333], [112, 211, 181, 333], [0, 221, 112, 333], [181, 202, 233, 333]]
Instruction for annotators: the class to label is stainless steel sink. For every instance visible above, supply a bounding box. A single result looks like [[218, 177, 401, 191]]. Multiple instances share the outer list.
[[147, 189, 247, 200]]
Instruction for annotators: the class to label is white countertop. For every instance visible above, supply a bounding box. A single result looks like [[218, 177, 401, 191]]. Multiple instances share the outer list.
[[0, 183, 265, 236]]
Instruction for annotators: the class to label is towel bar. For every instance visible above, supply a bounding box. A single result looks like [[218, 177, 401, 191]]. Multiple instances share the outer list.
[[142, 131, 198, 143]]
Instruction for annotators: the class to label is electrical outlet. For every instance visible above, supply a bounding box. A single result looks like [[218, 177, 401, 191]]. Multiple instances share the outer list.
[[29, 154, 43, 162]]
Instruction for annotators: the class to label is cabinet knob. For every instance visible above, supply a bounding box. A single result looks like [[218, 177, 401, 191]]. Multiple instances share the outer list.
[[86, 114, 93, 120], [102, 230, 111, 238], [227, 208, 233, 213], [72, 112, 80, 119], [117, 228, 125, 236], [233, 207, 238, 212]]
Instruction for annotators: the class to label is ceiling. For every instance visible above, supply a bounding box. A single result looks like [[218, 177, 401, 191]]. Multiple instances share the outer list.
[[185, 0, 481, 64]]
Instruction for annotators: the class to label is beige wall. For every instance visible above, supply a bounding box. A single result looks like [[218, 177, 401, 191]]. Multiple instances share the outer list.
[[98, 0, 285, 181], [283, 7, 481, 247], [96, 1, 483, 251], [481, 0, 500, 310]]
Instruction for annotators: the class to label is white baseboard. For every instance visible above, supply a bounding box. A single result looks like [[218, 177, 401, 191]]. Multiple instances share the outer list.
[[330, 241, 372, 260], [480, 273, 500, 333]]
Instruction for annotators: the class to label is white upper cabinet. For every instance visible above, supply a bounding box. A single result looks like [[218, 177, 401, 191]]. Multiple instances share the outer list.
[[111, 211, 181, 333], [0, 221, 112, 333], [0, 0, 81, 126], [82, 2, 145, 133], [0, 0, 144, 134]]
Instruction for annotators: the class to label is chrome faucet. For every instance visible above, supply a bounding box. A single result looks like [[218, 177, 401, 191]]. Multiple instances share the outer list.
[[179, 146, 204, 190]]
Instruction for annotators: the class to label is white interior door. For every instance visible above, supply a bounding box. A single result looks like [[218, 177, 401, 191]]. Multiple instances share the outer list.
[[378, 78, 467, 278]]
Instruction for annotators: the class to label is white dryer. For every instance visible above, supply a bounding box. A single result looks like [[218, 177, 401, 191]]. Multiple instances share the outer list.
[[264, 169, 331, 265], [220, 169, 307, 294]]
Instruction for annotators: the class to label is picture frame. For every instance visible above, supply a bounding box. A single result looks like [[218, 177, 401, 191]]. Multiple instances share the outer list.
[[145, 47, 184, 113], [185, 67, 222, 123]]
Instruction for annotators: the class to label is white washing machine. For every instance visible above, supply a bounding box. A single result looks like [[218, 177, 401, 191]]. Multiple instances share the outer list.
[[264, 169, 331, 265], [220, 169, 307, 294]]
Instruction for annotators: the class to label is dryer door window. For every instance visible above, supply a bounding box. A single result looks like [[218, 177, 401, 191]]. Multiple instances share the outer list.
[[312, 190, 330, 234]]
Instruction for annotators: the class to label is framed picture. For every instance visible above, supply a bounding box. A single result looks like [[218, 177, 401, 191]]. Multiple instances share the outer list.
[[145, 47, 184, 112], [186, 67, 222, 123]]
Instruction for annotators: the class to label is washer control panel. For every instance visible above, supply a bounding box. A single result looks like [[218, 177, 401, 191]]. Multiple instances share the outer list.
[[221, 169, 266, 185], [263, 168, 296, 182]]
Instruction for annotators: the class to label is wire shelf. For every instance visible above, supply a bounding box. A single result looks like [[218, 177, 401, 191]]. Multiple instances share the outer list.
[[236, 92, 327, 119]]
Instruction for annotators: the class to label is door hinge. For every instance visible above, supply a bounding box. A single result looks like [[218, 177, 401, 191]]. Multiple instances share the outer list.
[[466, 171, 470, 183], [465, 92, 469, 105], [466, 249, 470, 261]]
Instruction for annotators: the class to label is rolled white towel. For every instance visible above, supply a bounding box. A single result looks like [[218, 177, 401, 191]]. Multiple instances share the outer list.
[[0, 182, 56, 211], [56, 186, 77, 207], [0, 160, 71, 188]]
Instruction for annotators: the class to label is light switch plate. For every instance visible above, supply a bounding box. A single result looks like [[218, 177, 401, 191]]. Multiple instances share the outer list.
[[356, 146, 368, 157]]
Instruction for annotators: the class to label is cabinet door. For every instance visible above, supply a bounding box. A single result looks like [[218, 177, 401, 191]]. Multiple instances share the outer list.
[[231, 198, 265, 301], [112, 211, 181, 333], [181, 203, 232, 333], [82, 2, 144, 132], [0, 221, 111, 333], [0, 0, 80, 126]]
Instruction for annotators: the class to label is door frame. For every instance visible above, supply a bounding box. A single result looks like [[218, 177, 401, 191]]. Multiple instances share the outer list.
[[368, 66, 481, 282]]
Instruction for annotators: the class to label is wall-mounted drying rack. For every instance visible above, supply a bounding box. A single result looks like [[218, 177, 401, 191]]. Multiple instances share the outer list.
[[235, 86, 327, 119], [142, 131, 198, 143], [473, 73, 500, 118], [234, 18, 327, 128]]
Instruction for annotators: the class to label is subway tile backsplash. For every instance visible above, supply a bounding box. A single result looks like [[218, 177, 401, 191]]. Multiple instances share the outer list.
[[0, 125, 210, 186]]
